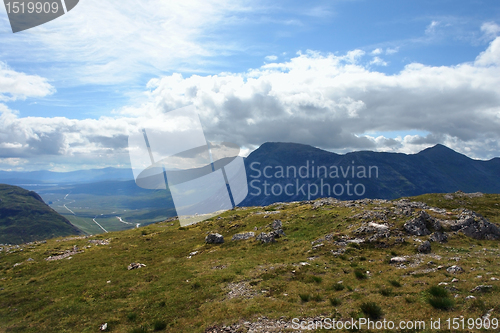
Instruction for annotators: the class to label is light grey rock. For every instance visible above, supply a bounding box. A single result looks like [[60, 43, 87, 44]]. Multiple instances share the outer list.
[[390, 257, 408, 264], [447, 265, 464, 274], [231, 232, 255, 241], [271, 219, 282, 230], [470, 285, 493, 293], [206, 233, 224, 244], [256, 232, 276, 244]]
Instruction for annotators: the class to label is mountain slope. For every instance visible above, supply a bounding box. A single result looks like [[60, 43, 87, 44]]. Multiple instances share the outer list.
[[0, 184, 83, 244], [241, 143, 500, 206], [0, 193, 499, 332]]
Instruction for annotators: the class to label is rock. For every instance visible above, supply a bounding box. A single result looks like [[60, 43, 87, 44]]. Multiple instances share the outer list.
[[271, 219, 282, 230], [465, 295, 476, 300], [470, 285, 493, 293], [256, 232, 276, 244], [449, 210, 500, 240], [26, 258, 34, 262], [273, 229, 286, 238], [447, 265, 464, 274], [231, 232, 255, 241], [418, 241, 432, 254], [99, 323, 108, 331], [491, 277, 499, 281], [404, 211, 432, 236], [206, 233, 224, 244], [127, 262, 146, 270], [452, 278, 459, 283], [429, 231, 448, 243], [390, 257, 408, 264]]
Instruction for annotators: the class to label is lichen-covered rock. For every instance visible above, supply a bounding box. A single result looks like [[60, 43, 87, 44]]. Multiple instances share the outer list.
[[271, 219, 282, 230], [446, 265, 464, 274], [256, 232, 276, 244], [231, 232, 255, 241], [449, 210, 500, 240], [404, 211, 441, 236], [206, 233, 224, 244]]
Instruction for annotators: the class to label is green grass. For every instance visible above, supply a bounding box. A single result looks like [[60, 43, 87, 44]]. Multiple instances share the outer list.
[[0, 193, 499, 332]]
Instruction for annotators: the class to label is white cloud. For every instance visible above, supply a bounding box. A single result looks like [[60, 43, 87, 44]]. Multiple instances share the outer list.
[[385, 47, 399, 55], [425, 20, 440, 35], [369, 56, 387, 66], [481, 22, 500, 41], [0, 0, 251, 84], [3, 37, 500, 170], [0, 62, 55, 101], [371, 48, 382, 55], [265, 55, 278, 61]]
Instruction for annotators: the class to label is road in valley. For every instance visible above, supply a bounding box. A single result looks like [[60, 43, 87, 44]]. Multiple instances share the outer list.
[[116, 216, 140, 228]]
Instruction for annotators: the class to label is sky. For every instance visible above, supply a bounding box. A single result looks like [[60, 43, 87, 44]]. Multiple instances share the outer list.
[[1, 0, 500, 171]]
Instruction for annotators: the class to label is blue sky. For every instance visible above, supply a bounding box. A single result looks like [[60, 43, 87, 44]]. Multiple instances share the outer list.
[[1, 0, 500, 171]]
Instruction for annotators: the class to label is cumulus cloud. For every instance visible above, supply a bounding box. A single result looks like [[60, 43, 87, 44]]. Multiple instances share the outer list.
[[481, 22, 500, 41], [2, 37, 500, 170], [0, 62, 55, 101]]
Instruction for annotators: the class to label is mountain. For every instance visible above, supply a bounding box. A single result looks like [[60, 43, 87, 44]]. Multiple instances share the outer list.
[[241, 142, 500, 206], [0, 184, 83, 245]]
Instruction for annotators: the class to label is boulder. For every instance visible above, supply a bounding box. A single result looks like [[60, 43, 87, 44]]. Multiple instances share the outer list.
[[231, 232, 255, 241], [271, 219, 282, 230], [404, 211, 441, 236], [390, 257, 408, 264], [418, 241, 432, 254], [446, 265, 464, 274], [429, 231, 448, 243], [206, 233, 224, 244], [256, 232, 276, 244]]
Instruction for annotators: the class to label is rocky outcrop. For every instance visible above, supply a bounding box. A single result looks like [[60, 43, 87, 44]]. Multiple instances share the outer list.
[[429, 231, 448, 243], [446, 210, 500, 240], [231, 232, 255, 241], [404, 211, 441, 236], [206, 233, 224, 244]]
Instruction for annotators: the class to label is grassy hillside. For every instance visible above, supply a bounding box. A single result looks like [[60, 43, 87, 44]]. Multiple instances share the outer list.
[[0, 184, 83, 245], [0, 192, 499, 332]]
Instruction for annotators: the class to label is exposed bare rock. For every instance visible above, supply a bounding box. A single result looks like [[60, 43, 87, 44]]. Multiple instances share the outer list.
[[429, 231, 448, 243], [390, 257, 409, 264], [225, 282, 258, 300], [418, 241, 432, 254], [404, 211, 441, 236], [312, 197, 338, 209], [256, 232, 276, 244], [271, 219, 282, 230], [470, 285, 493, 293], [45, 246, 83, 261], [446, 210, 500, 240], [232, 232, 255, 241], [127, 262, 146, 270], [206, 233, 224, 244], [447, 265, 464, 274]]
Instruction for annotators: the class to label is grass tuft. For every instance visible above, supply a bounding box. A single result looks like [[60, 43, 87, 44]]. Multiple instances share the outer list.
[[360, 302, 383, 320]]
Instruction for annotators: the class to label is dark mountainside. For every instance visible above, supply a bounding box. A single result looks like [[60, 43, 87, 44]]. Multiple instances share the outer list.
[[0, 184, 83, 245], [241, 142, 500, 206]]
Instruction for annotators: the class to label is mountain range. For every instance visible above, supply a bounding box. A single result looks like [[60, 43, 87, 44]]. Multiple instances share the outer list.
[[240, 143, 500, 206]]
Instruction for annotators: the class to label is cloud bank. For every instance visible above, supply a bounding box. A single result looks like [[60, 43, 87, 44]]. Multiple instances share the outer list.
[[2, 35, 500, 170]]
